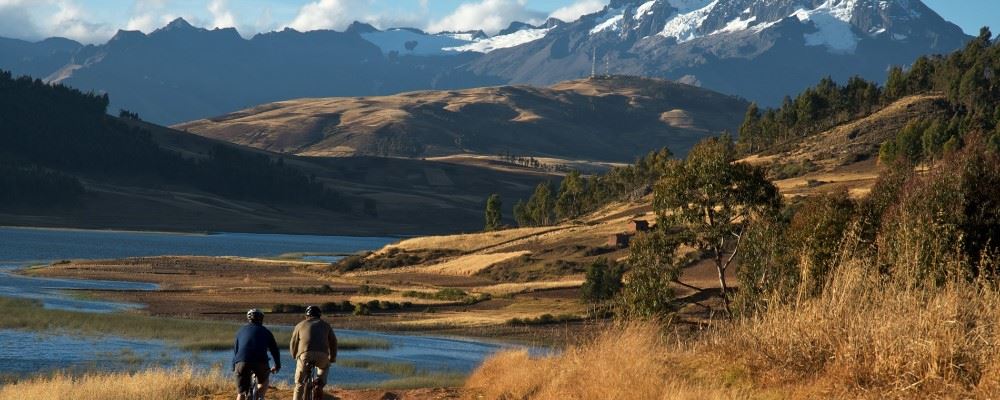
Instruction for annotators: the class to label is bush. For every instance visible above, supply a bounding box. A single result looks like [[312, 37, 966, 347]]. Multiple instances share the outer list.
[[618, 231, 682, 319], [506, 313, 580, 326], [357, 285, 392, 295], [272, 304, 305, 313], [402, 288, 469, 301], [353, 303, 371, 316]]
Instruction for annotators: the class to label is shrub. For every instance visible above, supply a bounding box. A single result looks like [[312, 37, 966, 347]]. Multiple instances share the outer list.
[[357, 285, 392, 295], [618, 231, 681, 319]]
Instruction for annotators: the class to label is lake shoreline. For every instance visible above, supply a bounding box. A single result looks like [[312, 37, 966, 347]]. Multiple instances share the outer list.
[[23, 255, 586, 347]]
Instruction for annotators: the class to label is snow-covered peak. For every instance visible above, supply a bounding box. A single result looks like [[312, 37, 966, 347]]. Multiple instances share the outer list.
[[791, 3, 861, 53], [668, 0, 715, 13], [581, 0, 939, 54], [658, 0, 718, 42], [444, 27, 554, 53]]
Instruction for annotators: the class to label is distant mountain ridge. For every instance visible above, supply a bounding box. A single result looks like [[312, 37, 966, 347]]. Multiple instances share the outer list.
[[0, 0, 971, 125]]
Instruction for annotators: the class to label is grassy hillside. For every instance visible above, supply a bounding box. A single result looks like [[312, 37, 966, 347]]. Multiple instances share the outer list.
[[175, 76, 748, 161], [461, 27, 1000, 400], [0, 71, 552, 235]]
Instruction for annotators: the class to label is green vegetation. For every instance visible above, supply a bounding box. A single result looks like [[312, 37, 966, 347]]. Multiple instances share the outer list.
[[653, 136, 779, 314], [339, 358, 467, 389], [0, 297, 271, 351], [0, 297, 390, 351], [401, 288, 468, 301], [344, 373, 468, 390], [514, 181, 555, 226], [506, 313, 581, 326], [514, 148, 676, 227], [555, 170, 586, 220], [332, 248, 459, 273], [339, 359, 417, 376], [741, 27, 1000, 165], [277, 284, 339, 294], [580, 258, 623, 304], [618, 230, 683, 319], [0, 161, 84, 206], [0, 69, 345, 209], [357, 285, 393, 295], [484, 193, 503, 231]]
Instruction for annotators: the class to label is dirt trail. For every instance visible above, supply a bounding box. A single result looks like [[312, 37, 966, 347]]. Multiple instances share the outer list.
[[206, 387, 463, 400]]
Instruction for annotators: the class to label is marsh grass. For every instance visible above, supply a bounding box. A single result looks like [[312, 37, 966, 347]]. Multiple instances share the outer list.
[[0, 366, 229, 400], [369, 373, 467, 390], [338, 358, 468, 389], [0, 297, 390, 351], [339, 359, 417, 376]]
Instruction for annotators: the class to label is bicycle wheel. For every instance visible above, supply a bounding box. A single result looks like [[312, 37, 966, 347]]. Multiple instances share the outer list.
[[249, 373, 259, 400]]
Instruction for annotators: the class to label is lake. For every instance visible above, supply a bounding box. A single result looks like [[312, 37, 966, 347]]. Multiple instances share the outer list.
[[0, 227, 521, 386]]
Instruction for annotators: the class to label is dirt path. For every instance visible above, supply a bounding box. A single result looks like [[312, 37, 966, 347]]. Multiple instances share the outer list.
[[205, 387, 464, 400]]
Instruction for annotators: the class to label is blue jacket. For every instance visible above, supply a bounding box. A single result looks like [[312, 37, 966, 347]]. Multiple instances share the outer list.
[[232, 323, 281, 368]]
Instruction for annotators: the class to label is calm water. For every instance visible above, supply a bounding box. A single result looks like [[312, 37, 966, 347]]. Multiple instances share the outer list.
[[0, 227, 520, 386]]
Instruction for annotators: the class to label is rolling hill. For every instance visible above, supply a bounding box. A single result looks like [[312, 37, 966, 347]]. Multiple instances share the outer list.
[[175, 76, 749, 162], [0, 71, 551, 236]]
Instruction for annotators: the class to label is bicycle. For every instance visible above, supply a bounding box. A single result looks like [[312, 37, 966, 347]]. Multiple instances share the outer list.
[[302, 361, 320, 400], [242, 372, 260, 400]]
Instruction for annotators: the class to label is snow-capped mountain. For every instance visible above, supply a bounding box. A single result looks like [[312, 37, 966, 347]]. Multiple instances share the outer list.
[[462, 0, 969, 106], [0, 1, 970, 124], [354, 21, 560, 56]]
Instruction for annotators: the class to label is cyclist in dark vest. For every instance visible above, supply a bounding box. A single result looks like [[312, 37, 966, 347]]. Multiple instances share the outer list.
[[290, 305, 338, 400], [233, 309, 281, 400]]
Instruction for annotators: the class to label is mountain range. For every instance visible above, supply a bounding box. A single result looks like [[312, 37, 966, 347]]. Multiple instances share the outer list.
[[0, 0, 971, 125]]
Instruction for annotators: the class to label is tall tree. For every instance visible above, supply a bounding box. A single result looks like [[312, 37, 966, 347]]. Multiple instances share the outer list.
[[513, 199, 530, 227], [484, 193, 503, 231], [526, 182, 555, 226], [555, 170, 586, 220], [739, 102, 762, 152], [653, 136, 780, 315]]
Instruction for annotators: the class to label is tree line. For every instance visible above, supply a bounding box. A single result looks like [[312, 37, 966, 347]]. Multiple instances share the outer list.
[[0, 70, 345, 210], [578, 27, 1000, 320], [739, 27, 1000, 162], [509, 148, 675, 227]]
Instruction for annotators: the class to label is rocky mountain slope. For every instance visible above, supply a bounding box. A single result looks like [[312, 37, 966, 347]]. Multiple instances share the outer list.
[[466, 0, 970, 106], [175, 76, 748, 161]]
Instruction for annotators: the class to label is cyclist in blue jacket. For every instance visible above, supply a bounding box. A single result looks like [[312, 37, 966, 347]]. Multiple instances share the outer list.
[[233, 309, 281, 400]]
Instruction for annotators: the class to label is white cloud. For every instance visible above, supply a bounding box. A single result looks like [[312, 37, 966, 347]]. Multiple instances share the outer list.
[[286, 0, 372, 32], [427, 0, 545, 34], [47, 0, 115, 43], [549, 0, 607, 23], [126, 0, 172, 33], [207, 0, 236, 29], [0, 0, 41, 40]]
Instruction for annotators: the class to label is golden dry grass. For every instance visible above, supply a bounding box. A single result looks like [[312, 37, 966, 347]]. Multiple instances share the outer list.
[[465, 323, 750, 400], [416, 252, 531, 276], [382, 228, 559, 253], [466, 260, 1000, 399], [472, 279, 585, 296], [0, 367, 229, 400]]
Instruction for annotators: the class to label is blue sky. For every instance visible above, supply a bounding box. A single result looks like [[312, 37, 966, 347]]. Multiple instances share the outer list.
[[0, 0, 993, 44]]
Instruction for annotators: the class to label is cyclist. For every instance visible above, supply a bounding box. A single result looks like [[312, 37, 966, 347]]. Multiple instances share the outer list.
[[233, 309, 281, 400], [290, 305, 338, 400]]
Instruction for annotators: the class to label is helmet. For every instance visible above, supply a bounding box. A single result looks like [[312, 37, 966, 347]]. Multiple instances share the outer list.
[[305, 305, 321, 317], [247, 309, 264, 322]]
